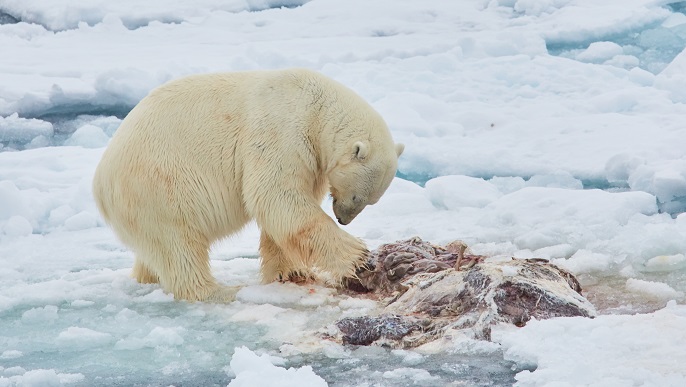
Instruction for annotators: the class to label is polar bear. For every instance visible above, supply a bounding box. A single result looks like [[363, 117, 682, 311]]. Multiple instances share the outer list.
[[92, 68, 404, 302]]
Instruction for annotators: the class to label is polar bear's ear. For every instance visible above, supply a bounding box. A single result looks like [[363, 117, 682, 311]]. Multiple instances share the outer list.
[[353, 141, 369, 160], [395, 143, 405, 157]]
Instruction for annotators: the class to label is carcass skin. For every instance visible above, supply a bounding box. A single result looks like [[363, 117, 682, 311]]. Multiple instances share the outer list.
[[329, 237, 596, 348]]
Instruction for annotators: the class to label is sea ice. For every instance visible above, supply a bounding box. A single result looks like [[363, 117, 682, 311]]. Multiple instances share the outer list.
[[0, 113, 53, 144], [576, 41, 624, 63], [1, 0, 686, 386], [227, 346, 327, 387], [2, 215, 32, 237], [64, 124, 110, 148], [426, 175, 502, 209], [625, 278, 684, 301], [55, 327, 113, 349], [63, 211, 98, 231], [494, 302, 686, 387]]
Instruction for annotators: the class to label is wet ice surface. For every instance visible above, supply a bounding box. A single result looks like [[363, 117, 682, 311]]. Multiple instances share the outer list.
[[295, 351, 519, 387], [0, 234, 521, 386], [548, 2, 686, 74], [2, 0, 686, 386]]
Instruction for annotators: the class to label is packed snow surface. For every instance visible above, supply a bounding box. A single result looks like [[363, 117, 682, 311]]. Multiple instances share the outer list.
[[1, 0, 686, 386]]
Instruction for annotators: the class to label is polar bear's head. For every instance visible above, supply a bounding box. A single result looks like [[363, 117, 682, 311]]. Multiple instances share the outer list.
[[329, 141, 404, 225]]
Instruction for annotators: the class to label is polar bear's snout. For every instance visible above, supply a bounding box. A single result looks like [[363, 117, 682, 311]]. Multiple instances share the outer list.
[[333, 197, 365, 225]]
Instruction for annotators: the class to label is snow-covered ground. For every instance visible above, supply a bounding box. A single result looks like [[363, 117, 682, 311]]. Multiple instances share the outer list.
[[1, 0, 686, 386]]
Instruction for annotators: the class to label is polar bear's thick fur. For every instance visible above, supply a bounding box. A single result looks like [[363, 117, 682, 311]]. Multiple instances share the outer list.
[[92, 68, 404, 302]]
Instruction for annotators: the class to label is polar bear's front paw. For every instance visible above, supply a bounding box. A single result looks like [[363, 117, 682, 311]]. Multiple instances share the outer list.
[[324, 236, 369, 285], [280, 270, 317, 284]]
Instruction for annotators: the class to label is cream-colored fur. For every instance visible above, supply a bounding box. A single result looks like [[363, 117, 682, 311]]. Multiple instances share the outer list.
[[92, 68, 404, 302]]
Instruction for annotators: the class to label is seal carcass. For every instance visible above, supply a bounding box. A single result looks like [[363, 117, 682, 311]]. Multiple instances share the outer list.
[[328, 237, 595, 348]]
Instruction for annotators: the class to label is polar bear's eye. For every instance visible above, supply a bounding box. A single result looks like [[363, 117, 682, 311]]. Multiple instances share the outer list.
[[352, 195, 359, 203]]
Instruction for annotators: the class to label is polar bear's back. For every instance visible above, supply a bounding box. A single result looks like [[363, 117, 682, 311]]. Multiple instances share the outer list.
[[92, 72, 263, 241], [92, 69, 334, 242], [92, 68, 389, 245]]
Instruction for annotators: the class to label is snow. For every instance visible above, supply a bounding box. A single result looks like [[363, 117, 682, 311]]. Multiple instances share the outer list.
[[382, 367, 440, 384], [113, 326, 185, 350], [56, 327, 113, 349], [0, 351, 22, 360], [644, 253, 686, 272], [576, 41, 625, 63], [227, 346, 327, 387], [1, 0, 686, 385], [494, 301, 686, 387], [625, 278, 684, 301], [20, 305, 58, 324], [64, 124, 109, 149], [0, 113, 52, 144], [2, 215, 32, 237], [426, 175, 503, 209], [63, 211, 98, 231]]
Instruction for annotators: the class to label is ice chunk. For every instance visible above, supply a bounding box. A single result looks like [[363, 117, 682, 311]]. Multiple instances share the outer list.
[[25, 135, 50, 149], [643, 254, 686, 272], [482, 187, 658, 251], [48, 205, 76, 227], [358, 178, 435, 219], [93, 68, 171, 107], [382, 367, 440, 384], [552, 249, 613, 274], [3, 366, 25, 376], [425, 175, 502, 209], [532, 243, 575, 260], [70, 299, 95, 308], [143, 326, 185, 346], [21, 305, 58, 324], [228, 346, 327, 387], [576, 41, 624, 63], [628, 160, 686, 213], [489, 176, 526, 194], [605, 153, 644, 184], [625, 278, 684, 301], [0, 181, 30, 221], [495, 304, 686, 386], [637, 27, 684, 53], [64, 211, 98, 231], [5, 368, 84, 386], [2, 215, 32, 237], [317, 341, 347, 359], [604, 54, 640, 69], [526, 171, 583, 189], [132, 289, 174, 303], [0, 0, 312, 31], [88, 116, 121, 137], [56, 327, 113, 349], [391, 349, 425, 366], [0, 350, 22, 359], [655, 45, 686, 102], [115, 326, 185, 350], [511, 0, 569, 16], [64, 124, 110, 148], [0, 113, 53, 143], [627, 67, 655, 86]]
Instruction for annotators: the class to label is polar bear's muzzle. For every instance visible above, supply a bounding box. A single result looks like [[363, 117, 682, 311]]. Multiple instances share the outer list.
[[332, 198, 365, 225]]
